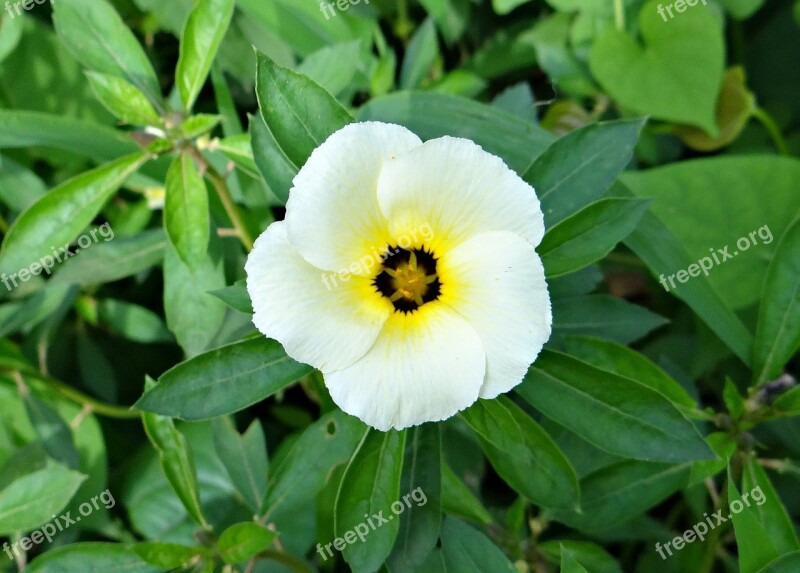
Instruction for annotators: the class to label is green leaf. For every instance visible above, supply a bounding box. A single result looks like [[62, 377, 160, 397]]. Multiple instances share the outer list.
[[753, 215, 800, 383], [615, 182, 754, 365], [538, 540, 622, 573], [549, 460, 691, 530], [439, 517, 516, 572], [589, 0, 724, 133], [728, 466, 781, 573], [741, 458, 800, 555], [133, 542, 201, 568], [298, 40, 366, 98], [176, 0, 235, 111], [180, 114, 223, 139], [552, 295, 668, 344], [52, 229, 166, 287], [539, 198, 649, 277], [23, 392, 79, 469], [441, 462, 493, 525], [213, 417, 268, 514], [136, 337, 312, 419], [209, 279, 253, 314], [723, 378, 746, 420], [622, 156, 800, 310], [523, 119, 645, 226], [217, 522, 277, 564], [400, 18, 439, 89], [335, 428, 406, 573], [562, 336, 696, 409], [0, 111, 139, 162], [0, 464, 86, 535], [163, 238, 225, 357], [0, 153, 149, 279], [357, 91, 555, 174], [164, 153, 210, 269], [0, 155, 46, 213], [249, 112, 297, 205], [86, 72, 162, 127], [561, 547, 590, 573], [52, 0, 162, 106], [141, 395, 209, 529], [97, 299, 173, 344], [756, 553, 800, 573], [773, 386, 800, 415], [28, 543, 162, 573], [265, 410, 365, 519], [255, 51, 353, 168], [674, 66, 756, 151], [518, 350, 712, 462], [387, 425, 442, 572], [461, 397, 580, 509]]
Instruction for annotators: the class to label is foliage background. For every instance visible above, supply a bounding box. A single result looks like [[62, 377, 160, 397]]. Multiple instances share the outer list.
[[0, 0, 798, 571]]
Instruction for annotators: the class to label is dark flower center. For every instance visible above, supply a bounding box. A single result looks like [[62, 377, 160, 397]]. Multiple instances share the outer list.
[[373, 247, 441, 313]]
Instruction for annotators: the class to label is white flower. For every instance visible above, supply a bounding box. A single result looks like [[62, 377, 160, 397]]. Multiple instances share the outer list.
[[245, 122, 551, 431]]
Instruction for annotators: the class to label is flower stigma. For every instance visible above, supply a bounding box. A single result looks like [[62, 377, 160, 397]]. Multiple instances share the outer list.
[[373, 247, 441, 313]]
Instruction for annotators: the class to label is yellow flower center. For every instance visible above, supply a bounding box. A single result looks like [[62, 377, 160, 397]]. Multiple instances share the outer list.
[[373, 247, 441, 313]]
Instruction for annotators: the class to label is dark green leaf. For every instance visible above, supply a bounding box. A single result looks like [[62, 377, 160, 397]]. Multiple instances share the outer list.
[[335, 428, 406, 573], [539, 198, 649, 277], [523, 119, 645, 226], [213, 417, 268, 514], [439, 516, 516, 572], [461, 397, 580, 509], [136, 337, 312, 419], [552, 295, 668, 344], [519, 350, 712, 462], [753, 215, 800, 383], [255, 52, 353, 168]]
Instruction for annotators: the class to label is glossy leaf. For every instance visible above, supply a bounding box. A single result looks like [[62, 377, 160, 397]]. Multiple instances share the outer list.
[[164, 153, 210, 269], [0, 153, 149, 278], [176, 0, 235, 110], [86, 72, 162, 127], [136, 337, 312, 419], [255, 52, 353, 168], [217, 522, 277, 564]]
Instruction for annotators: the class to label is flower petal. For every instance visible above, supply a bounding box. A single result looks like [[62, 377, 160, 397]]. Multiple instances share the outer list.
[[376, 136, 545, 254], [245, 221, 392, 372], [324, 302, 486, 431], [438, 231, 552, 399], [285, 122, 423, 274]]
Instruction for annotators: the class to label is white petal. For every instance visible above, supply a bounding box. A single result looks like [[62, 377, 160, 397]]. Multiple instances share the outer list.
[[438, 231, 552, 399], [376, 136, 545, 255], [285, 122, 423, 274], [245, 221, 392, 372], [325, 302, 486, 431]]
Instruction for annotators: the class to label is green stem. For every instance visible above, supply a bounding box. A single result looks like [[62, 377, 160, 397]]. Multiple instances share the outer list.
[[752, 107, 789, 155], [16, 370, 141, 419], [257, 549, 313, 573], [189, 147, 255, 252], [614, 0, 625, 30]]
